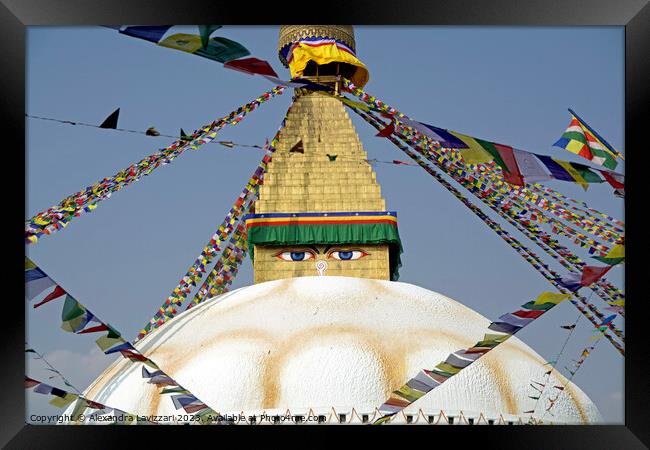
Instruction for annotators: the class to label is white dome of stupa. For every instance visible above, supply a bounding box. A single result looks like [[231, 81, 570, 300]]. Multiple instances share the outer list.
[[73, 277, 601, 424]]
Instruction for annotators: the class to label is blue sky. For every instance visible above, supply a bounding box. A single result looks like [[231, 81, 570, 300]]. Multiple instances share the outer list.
[[26, 26, 624, 423]]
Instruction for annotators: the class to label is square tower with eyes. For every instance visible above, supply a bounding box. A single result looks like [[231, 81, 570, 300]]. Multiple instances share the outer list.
[[248, 90, 401, 284]]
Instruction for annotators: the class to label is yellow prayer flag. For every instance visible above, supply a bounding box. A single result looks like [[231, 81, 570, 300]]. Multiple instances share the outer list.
[[448, 131, 494, 165], [555, 159, 589, 191], [607, 244, 625, 259], [158, 33, 203, 53], [49, 392, 79, 408], [95, 335, 126, 352], [534, 292, 570, 305]]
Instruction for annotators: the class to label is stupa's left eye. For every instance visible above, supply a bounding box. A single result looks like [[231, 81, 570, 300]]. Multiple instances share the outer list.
[[274, 250, 315, 261], [328, 249, 368, 261]]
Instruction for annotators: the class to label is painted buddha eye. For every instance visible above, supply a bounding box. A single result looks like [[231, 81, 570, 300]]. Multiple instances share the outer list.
[[274, 250, 316, 261], [328, 249, 369, 261]]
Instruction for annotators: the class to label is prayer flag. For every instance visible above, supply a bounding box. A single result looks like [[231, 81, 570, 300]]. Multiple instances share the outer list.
[[99, 108, 120, 129], [556, 272, 582, 292], [561, 324, 577, 330], [488, 321, 522, 334], [599, 314, 617, 326], [569, 162, 605, 184], [535, 155, 575, 182], [494, 144, 524, 186], [473, 138, 510, 173], [376, 120, 395, 137], [599, 170, 624, 189], [581, 265, 612, 286], [49, 391, 78, 408], [34, 285, 66, 309], [554, 159, 589, 190], [198, 25, 222, 49], [512, 149, 552, 182], [158, 34, 249, 63], [534, 292, 570, 306], [418, 123, 468, 148], [224, 57, 278, 77], [449, 131, 494, 165], [592, 244, 624, 265], [553, 110, 619, 169]]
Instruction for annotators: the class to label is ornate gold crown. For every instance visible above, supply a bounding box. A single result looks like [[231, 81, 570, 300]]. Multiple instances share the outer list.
[[278, 25, 356, 66]]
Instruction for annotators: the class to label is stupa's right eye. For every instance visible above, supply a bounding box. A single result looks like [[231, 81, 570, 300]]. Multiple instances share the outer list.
[[274, 250, 316, 261]]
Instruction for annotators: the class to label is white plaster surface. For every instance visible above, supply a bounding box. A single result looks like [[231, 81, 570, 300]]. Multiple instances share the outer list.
[[72, 277, 601, 424]]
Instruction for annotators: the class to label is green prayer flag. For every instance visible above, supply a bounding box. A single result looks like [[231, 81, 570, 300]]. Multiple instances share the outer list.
[[61, 295, 85, 321], [475, 138, 510, 173], [106, 323, 122, 339], [198, 25, 222, 49], [161, 387, 188, 395], [569, 162, 605, 183], [195, 37, 249, 63], [521, 301, 556, 311]]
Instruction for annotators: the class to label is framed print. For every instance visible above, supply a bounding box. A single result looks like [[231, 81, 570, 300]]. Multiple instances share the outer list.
[[3, 0, 649, 447]]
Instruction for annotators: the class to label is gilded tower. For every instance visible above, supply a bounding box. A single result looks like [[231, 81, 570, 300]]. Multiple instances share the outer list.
[[246, 25, 402, 284]]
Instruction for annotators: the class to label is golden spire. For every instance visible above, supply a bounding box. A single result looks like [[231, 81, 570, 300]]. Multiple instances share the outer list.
[[247, 26, 397, 284]]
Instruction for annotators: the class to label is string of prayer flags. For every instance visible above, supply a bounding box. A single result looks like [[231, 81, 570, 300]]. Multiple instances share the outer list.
[[26, 345, 81, 393], [117, 25, 249, 64], [339, 81, 625, 355], [26, 376, 156, 424], [374, 291, 569, 423], [553, 109, 621, 169], [137, 103, 292, 340], [27, 378, 79, 408], [26, 86, 285, 245], [99, 108, 120, 129], [370, 106, 624, 333], [28, 260, 222, 422]]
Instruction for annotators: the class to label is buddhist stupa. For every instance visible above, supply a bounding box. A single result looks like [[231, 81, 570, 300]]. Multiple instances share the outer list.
[[68, 26, 601, 424]]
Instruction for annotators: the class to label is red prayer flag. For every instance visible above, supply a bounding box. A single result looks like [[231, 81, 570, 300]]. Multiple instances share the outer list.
[[25, 377, 40, 388], [580, 265, 613, 286], [77, 324, 109, 334], [512, 309, 545, 319], [495, 144, 524, 186], [392, 160, 410, 166], [376, 121, 395, 138], [599, 170, 624, 189], [224, 57, 278, 77], [33, 285, 66, 309]]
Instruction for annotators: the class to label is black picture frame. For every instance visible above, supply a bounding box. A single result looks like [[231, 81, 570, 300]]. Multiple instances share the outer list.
[[3, 0, 648, 447]]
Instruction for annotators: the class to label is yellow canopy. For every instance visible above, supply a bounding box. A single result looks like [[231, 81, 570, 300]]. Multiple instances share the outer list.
[[288, 42, 369, 87]]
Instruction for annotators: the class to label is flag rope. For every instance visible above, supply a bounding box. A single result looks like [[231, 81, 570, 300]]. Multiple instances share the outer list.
[[25, 113, 267, 149], [25, 85, 286, 245], [136, 101, 294, 341], [340, 95, 623, 355]]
